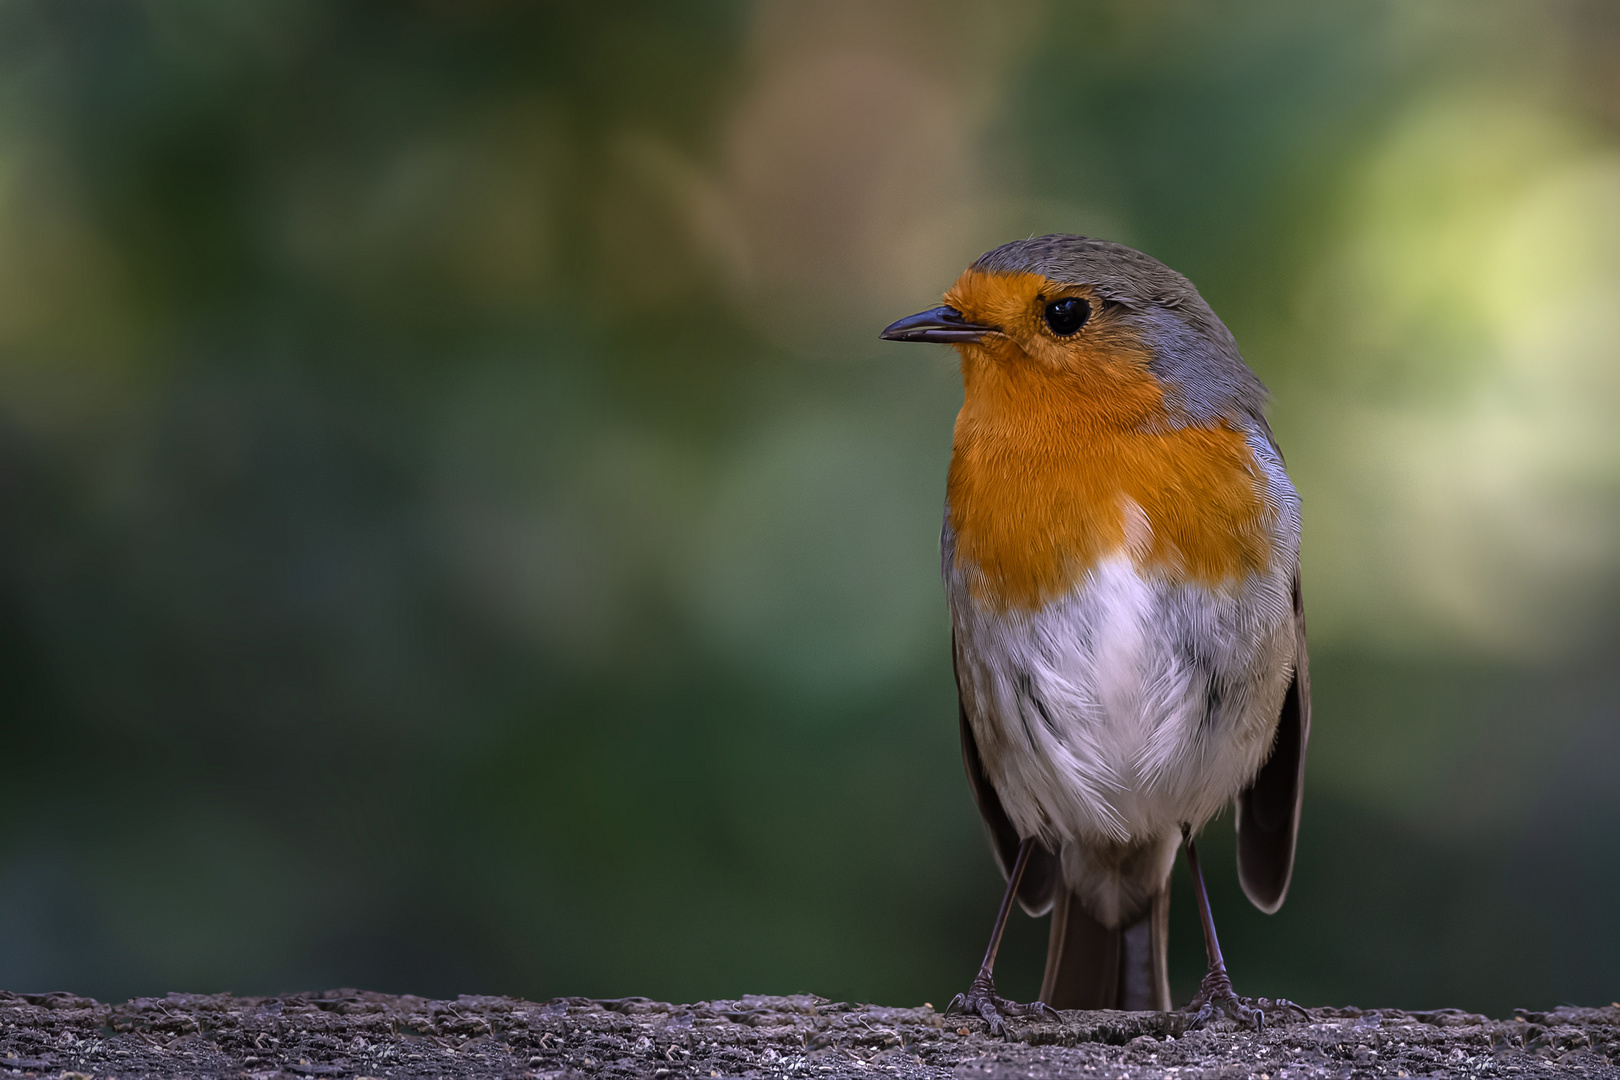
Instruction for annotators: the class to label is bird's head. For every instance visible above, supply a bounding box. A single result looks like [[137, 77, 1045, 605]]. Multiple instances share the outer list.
[[882, 234, 1265, 427]]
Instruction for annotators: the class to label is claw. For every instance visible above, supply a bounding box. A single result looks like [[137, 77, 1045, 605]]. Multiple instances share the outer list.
[[947, 972, 1054, 1039], [1260, 997, 1311, 1022], [1180, 969, 1302, 1031]]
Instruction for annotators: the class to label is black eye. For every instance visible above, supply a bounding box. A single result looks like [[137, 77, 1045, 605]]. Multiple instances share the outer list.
[[1043, 297, 1090, 336]]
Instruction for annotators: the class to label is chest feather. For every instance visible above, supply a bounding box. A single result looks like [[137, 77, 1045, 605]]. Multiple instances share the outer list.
[[946, 365, 1270, 613]]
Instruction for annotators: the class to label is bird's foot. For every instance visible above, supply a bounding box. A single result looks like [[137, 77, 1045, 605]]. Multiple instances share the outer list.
[[1181, 968, 1308, 1032], [946, 970, 1058, 1038]]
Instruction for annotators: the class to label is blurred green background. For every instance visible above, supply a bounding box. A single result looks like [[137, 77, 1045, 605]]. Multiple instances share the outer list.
[[0, 0, 1618, 1016]]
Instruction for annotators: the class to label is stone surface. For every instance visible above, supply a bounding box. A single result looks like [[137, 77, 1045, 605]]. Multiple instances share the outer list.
[[1, 990, 1618, 1078]]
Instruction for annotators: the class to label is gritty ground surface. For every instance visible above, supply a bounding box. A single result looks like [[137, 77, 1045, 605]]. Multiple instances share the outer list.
[[2, 991, 1619, 1079]]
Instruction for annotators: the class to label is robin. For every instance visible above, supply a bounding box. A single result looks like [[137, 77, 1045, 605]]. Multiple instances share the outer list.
[[881, 235, 1310, 1032]]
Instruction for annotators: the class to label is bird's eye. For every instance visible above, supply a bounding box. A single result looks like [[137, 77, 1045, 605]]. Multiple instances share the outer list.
[[1043, 297, 1090, 336]]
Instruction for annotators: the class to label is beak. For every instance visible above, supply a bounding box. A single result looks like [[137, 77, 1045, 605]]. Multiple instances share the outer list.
[[879, 305, 995, 344]]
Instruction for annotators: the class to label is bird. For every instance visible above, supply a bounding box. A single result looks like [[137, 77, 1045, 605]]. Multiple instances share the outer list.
[[880, 235, 1310, 1033]]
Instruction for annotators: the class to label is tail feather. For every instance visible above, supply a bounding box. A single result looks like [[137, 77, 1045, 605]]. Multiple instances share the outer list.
[[1039, 886, 1170, 1011]]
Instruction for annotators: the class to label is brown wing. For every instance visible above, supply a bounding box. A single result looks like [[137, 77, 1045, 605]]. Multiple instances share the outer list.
[[1235, 573, 1311, 914], [954, 636, 1059, 917]]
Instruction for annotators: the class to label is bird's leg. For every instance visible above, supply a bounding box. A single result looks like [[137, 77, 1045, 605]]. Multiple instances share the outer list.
[[1179, 824, 1307, 1030], [946, 836, 1059, 1037]]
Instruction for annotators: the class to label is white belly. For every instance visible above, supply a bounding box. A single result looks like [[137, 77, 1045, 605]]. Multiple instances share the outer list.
[[948, 549, 1297, 855]]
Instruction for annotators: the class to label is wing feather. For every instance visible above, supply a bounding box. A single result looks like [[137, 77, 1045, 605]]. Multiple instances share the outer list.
[[1234, 573, 1311, 913], [954, 636, 1059, 916]]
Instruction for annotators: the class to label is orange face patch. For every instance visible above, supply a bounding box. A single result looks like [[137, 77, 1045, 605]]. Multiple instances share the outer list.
[[943, 269, 1271, 612]]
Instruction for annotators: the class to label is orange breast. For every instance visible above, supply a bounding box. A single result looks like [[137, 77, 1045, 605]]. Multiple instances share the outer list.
[[946, 335, 1270, 614]]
